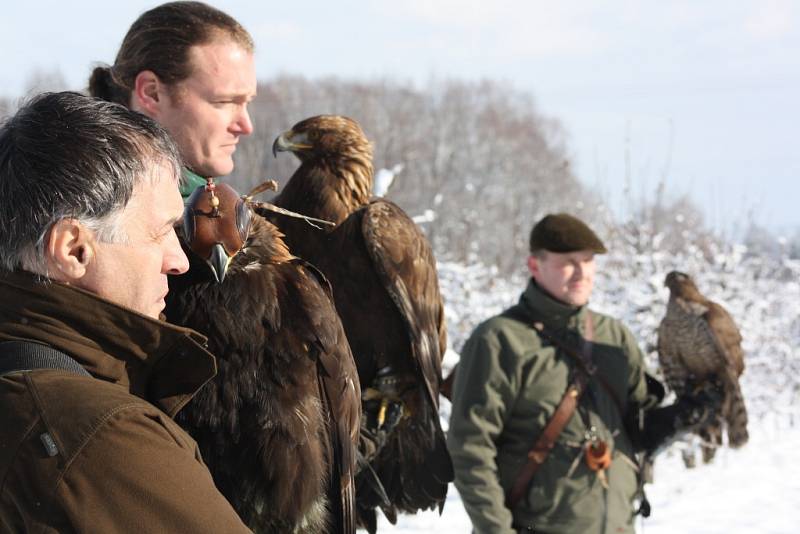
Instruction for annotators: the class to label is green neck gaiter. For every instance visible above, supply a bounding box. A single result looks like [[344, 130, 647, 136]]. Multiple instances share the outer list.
[[180, 168, 208, 202]]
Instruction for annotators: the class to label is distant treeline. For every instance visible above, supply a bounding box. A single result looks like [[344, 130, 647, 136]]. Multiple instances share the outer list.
[[2, 74, 793, 272]]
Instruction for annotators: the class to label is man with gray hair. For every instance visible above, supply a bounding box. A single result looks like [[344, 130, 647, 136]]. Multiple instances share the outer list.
[[0, 92, 251, 532]]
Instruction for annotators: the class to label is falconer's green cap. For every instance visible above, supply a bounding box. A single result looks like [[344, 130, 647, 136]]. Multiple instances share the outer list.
[[529, 213, 607, 254]]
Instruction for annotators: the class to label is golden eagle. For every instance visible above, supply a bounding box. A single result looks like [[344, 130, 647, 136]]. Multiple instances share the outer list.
[[165, 181, 360, 533], [266, 115, 453, 531], [658, 270, 748, 464]]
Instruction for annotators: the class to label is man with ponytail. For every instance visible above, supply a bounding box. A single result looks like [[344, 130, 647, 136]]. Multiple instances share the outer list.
[[89, 1, 257, 196]]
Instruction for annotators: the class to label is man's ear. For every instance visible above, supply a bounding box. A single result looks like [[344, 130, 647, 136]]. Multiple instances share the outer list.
[[44, 219, 95, 281], [527, 255, 539, 278], [132, 70, 165, 117]]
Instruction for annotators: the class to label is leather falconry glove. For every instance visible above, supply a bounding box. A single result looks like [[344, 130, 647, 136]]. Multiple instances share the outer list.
[[637, 381, 724, 455]]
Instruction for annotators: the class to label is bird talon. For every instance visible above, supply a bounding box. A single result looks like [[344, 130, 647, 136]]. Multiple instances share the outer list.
[[377, 398, 389, 427], [381, 400, 404, 433]]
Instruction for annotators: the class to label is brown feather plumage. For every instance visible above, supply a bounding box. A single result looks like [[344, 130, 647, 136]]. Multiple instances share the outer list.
[[266, 115, 453, 529], [657, 271, 749, 463], [166, 192, 360, 534]]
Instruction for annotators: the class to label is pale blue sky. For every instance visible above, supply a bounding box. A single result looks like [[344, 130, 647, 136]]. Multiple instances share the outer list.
[[2, 1, 797, 234]]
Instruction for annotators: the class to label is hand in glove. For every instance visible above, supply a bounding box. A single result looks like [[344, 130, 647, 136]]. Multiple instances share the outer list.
[[675, 381, 724, 428], [635, 380, 724, 455]]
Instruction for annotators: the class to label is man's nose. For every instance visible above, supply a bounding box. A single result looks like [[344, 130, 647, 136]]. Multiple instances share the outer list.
[[233, 106, 253, 136], [165, 231, 190, 275]]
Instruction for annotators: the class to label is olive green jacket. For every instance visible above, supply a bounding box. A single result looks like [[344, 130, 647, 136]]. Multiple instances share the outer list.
[[0, 270, 251, 533], [448, 280, 649, 534]]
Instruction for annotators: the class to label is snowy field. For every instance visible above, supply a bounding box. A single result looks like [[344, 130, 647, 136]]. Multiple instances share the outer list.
[[375, 255, 800, 533], [378, 418, 800, 533]]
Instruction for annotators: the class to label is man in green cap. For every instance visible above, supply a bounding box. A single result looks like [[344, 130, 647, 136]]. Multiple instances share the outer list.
[[447, 213, 717, 533]]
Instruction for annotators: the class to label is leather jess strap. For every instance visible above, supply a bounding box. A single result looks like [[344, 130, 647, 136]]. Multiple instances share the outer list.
[[505, 314, 594, 509], [506, 380, 586, 508]]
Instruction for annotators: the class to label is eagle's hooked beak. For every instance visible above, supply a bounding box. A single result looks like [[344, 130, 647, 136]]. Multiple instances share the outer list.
[[207, 243, 232, 283], [272, 130, 312, 158]]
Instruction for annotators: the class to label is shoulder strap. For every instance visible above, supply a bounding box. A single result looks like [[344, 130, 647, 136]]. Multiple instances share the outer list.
[[0, 341, 91, 378], [503, 308, 625, 415], [505, 312, 594, 509], [506, 377, 587, 509]]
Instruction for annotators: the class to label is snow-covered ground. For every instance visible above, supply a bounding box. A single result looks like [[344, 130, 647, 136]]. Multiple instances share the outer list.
[[375, 254, 800, 533], [378, 418, 800, 533], [644, 415, 800, 534]]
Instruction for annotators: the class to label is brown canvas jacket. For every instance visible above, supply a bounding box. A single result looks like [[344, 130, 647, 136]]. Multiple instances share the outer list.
[[0, 270, 252, 533]]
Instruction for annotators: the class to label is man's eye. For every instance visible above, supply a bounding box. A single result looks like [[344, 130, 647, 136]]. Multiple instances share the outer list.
[[155, 228, 174, 242]]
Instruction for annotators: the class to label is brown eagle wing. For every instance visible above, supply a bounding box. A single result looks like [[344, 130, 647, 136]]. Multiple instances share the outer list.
[[704, 301, 745, 376], [701, 301, 749, 447], [362, 199, 447, 410], [296, 258, 361, 534], [360, 199, 454, 513]]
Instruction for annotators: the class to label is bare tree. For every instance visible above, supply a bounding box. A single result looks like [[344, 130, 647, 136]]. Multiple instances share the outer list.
[[0, 97, 11, 121], [23, 69, 69, 96], [1, 69, 70, 121]]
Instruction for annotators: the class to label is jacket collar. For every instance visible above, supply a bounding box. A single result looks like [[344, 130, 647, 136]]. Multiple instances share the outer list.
[[519, 278, 588, 331], [0, 270, 216, 418]]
